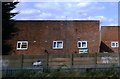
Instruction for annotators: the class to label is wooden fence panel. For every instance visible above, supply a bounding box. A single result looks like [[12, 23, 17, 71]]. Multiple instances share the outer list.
[[97, 53, 119, 65], [2, 55, 22, 68], [2, 53, 120, 69], [48, 54, 71, 69]]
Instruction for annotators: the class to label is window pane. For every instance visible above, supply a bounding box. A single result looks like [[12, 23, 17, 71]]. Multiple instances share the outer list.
[[17, 43, 21, 48], [112, 43, 115, 46], [116, 43, 118, 47], [21, 45, 27, 48], [53, 42, 56, 48], [21, 43, 27, 48], [57, 42, 62, 48], [78, 42, 81, 47], [82, 42, 86, 47]]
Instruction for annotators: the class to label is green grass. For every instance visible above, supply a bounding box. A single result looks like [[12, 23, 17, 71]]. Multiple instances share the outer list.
[[2, 68, 120, 78], [2, 65, 120, 78]]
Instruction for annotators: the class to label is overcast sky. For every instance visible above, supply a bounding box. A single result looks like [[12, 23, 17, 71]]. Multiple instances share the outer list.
[[11, 0, 120, 26]]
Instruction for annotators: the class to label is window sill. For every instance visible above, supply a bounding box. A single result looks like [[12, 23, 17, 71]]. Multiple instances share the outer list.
[[53, 48, 63, 49], [16, 48, 28, 50]]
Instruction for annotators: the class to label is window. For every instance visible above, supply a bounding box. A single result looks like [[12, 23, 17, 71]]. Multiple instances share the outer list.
[[17, 41, 28, 50], [111, 41, 119, 48], [77, 41, 87, 48], [53, 41, 63, 49], [79, 48, 88, 53]]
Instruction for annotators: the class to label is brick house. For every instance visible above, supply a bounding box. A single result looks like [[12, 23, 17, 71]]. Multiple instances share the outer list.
[[9, 20, 101, 55], [100, 26, 120, 53]]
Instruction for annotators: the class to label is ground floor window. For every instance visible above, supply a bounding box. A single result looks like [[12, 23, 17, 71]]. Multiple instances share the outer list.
[[17, 41, 28, 50], [53, 41, 63, 49], [111, 41, 119, 48], [79, 48, 88, 53]]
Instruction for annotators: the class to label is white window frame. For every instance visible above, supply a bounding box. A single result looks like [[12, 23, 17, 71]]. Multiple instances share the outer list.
[[53, 41, 63, 49], [17, 41, 28, 50], [111, 41, 119, 48], [77, 41, 87, 48]]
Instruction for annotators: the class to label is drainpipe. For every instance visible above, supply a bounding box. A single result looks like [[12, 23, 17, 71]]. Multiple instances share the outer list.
[[118, 2, 120, 67], [117, 25, 119, 67], [99, 21, 101, 53]]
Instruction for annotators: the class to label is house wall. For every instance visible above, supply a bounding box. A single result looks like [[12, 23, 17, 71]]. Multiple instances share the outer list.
[[9, 20, 100, 55], [100, 26, 120, 53]]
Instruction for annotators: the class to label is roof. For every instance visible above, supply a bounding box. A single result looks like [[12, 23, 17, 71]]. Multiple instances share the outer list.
[[15, 20, 100, 22], [101, 26, 120, 27]]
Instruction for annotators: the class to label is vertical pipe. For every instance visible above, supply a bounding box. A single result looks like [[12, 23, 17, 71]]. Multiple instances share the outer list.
[[118, 2, 120, 67], [99, 22, 101, 53], [0, 2, 2, 78]]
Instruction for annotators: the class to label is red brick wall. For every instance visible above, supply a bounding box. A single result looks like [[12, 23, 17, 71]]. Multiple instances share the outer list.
[[101, 26, 120, 53], [10, 20, 100, 55]]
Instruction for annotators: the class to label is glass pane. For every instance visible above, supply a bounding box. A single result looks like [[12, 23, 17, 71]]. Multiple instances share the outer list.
[[21, 43, 27, 48], [21, 45, 27, 48], [57, 42, 62, 48], [116, 43, 118, 47], [82, 42, 86, 47], [53, 42, 56, 48], [112, 43, 115, 46], [17, 43, 21, 48], [78, 42, 81, 47]]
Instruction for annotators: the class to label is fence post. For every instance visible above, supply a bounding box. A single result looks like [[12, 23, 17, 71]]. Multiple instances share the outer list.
[[45, 50, 49, 72], [21, 54, 24, 69], [47, 53, 49, 71], [94, 53, 97, 68], [118, 52, 120, 67], [71, 53, 74, 71]]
